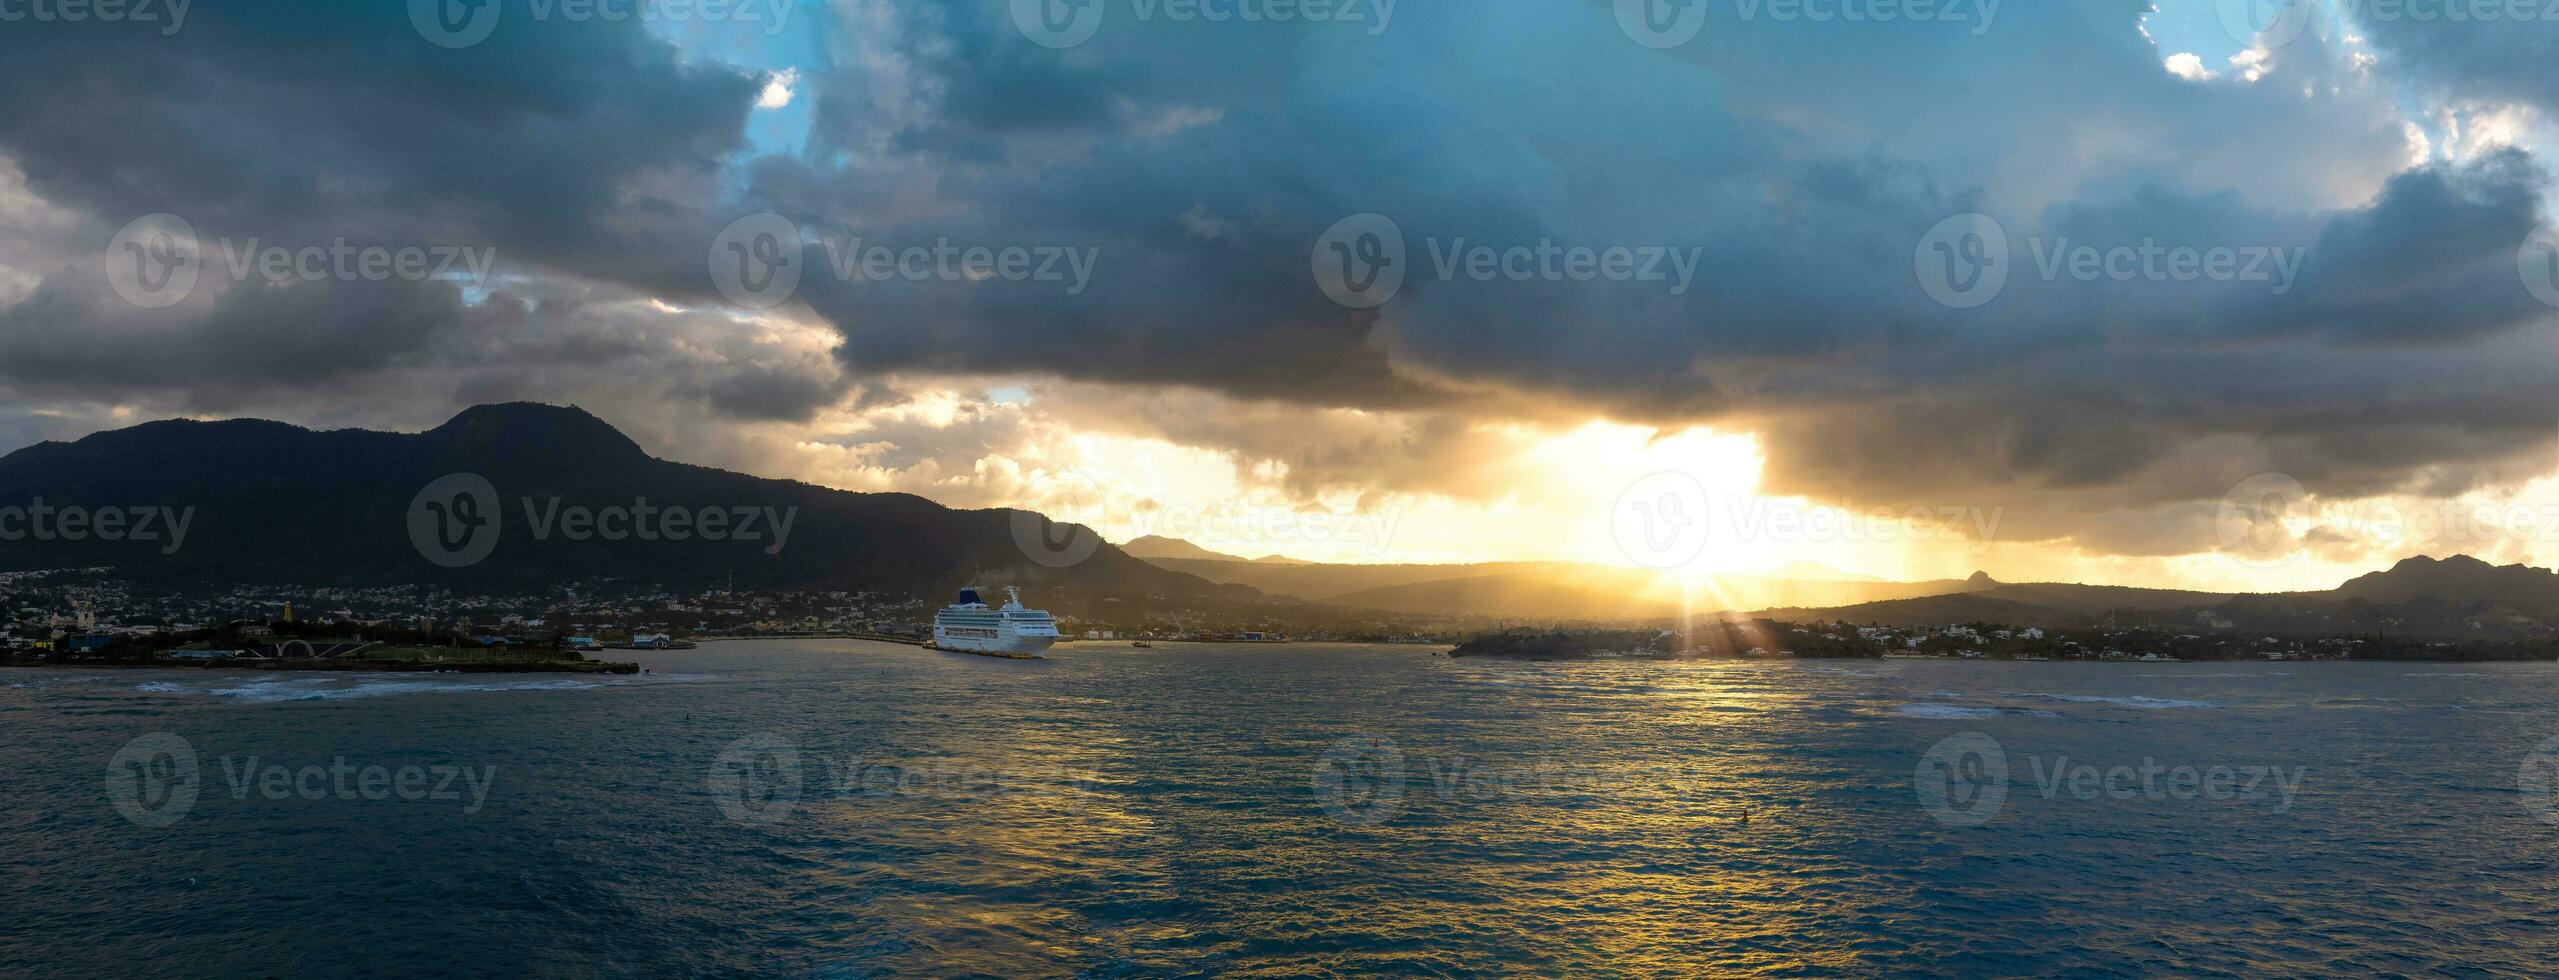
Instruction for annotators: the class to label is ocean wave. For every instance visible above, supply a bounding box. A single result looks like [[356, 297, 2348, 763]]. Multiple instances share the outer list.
[[2129, 672, 2290, 678], [2003, 693, 2219, 709], [1895, 703, 2063, 719], [128, 672, 707, 703]]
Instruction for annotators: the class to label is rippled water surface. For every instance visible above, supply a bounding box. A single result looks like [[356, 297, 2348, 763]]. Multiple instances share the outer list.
[[8, 642, 2559, 975]]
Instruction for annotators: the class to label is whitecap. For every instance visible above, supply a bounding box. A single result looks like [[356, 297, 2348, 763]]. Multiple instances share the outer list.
[[1895, 703, 2062, 719], [2004, 693, 2219, 709]]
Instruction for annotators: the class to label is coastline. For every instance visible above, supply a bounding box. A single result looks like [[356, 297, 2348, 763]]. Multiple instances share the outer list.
[[0, 658, 641, 675]]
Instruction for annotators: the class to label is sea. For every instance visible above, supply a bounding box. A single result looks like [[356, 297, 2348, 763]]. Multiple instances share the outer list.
[[5, 641, 2558, 976]]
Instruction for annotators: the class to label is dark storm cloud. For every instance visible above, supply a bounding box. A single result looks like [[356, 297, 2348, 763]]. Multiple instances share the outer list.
[[0, 1, 758, 273], [0, 273, 466, 396], [2348, 6, 2559, 113], [728, 0, 2559, 556], [1, 0, 2557, 561], [0, 0, 865, 425]]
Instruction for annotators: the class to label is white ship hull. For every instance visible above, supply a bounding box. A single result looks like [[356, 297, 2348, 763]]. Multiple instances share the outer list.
[[931, 630, 1059, 658], [931, 587, 1060, 659]]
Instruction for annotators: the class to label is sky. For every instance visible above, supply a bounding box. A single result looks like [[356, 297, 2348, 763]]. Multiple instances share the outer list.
[[1, 0, 2557, 591]]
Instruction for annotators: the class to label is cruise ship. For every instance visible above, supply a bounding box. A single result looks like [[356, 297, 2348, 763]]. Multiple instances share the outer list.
[[931, 587, 1061, 659]]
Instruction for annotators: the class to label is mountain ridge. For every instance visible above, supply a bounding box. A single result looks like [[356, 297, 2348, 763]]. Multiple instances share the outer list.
[[0, 403, 1240, 601]]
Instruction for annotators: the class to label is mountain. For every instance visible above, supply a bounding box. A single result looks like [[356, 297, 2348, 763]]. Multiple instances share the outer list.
[[1117, 535, 1311, 564], [1119, 535, 1251, 562], [1757, 554, 2559, 640], [2332, 555, 2559, 619], [0, 403, 1241, 599]]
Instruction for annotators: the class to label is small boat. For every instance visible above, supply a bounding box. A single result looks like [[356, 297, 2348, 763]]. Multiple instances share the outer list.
[[1132, 641, 1153, 649]]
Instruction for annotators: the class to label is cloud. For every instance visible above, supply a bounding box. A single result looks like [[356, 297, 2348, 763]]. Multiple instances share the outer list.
[[0, 0, 2556, 575]]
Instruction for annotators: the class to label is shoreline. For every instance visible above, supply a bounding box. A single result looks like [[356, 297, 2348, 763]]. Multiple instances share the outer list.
[[0, 658, 642, 675]]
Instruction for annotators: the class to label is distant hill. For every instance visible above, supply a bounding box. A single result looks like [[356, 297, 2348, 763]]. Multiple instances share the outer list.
[[1118, 535, 1313, 565], [1327, 569, 1986, 619], [1761, 554, 2559, 640], [2332, 555, 2559, 619], [1130, 549, 1980, 620], [0, 403, 1242, 599]]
